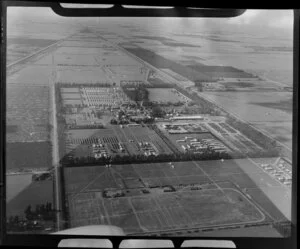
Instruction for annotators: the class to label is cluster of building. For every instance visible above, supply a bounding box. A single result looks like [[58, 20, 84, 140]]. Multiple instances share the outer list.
[[92, 141, 109, 159], [103, 189, 125, 198], [170, 115, 204, 121], [110, 142, 126, 154], [260, 161, 292, 187], [163, 122, 208, 134], [201, 138, 230, 153], [112, 107, 152, 125], [81, 87, 131, 108], [138, 141, 158, 156], [178, 137, 229, 155]]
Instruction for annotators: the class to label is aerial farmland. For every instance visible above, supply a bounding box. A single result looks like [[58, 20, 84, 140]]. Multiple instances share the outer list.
[[6, 11, 293, 237]]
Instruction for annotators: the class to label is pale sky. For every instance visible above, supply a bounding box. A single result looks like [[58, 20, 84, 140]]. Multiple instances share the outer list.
[[228, 9, 293, 29], [7, 8, 294, 34]]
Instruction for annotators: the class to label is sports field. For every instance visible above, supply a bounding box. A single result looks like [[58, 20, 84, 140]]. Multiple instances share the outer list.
[[64, 159, 289, 235]]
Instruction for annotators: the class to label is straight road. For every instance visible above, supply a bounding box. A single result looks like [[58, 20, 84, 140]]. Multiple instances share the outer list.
[[50, 79, 62, 231]]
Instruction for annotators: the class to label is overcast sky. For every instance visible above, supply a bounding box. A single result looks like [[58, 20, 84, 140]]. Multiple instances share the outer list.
[[228, 9, 293, 28], [7, 8, 293, 37]]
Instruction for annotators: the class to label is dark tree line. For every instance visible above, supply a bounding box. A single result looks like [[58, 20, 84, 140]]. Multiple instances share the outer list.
[[6, 202, 55, 232], [61, 146, 280, 168], [24, 202, 55, 221], [61, 149, 232, 167], [68, 124, 104, 129]]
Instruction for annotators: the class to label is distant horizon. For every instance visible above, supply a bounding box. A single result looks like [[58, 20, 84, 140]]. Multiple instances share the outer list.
[[7, 8, 293, 38]]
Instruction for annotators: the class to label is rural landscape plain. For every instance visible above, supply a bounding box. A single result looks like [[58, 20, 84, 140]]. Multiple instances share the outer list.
[[6, 8, 293, 236]]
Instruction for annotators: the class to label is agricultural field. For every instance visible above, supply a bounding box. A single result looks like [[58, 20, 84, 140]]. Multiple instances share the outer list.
[[56, 53, 99, 66], [33, 49, 98, 63], [104, 65, 147, 85], [6, 174, 33, 202], [188, 64, 255, 79], [64, 158, 289, 234], [7, 180, 53, 217], [60, 40, 109, 48], [202, 91, 293, 150], [105, 65, 144, 76], [7, 37, 57, 64], [195, 159, 291, 220], [6, 142, 52, 170], [124, 47, 214, 83], [6, 84, 50, 142], [96, 54, 142, 67], [57, 68, 111, 84], [148, 88, 191, 104], [194, 81, 284, 92], [7, 65, 52, 85]]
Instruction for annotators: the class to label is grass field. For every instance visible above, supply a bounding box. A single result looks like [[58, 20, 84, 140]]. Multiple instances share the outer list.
[[64, 158, 289, 235], [148, 88, 189, 103], [188, 64, 255, 79], [7, 84, 50, 142], [6, 142, 52, 170], [203, 91, 292, 150], [6, 174, 33, 202], [7, 180, 53, 217], [66, 186, 266, 234], [60, 40, 109, 48], [7, 37, 57, 64], [57, 68, 111, 84], [125, 46, 213, 83], [8, 65, 52, 85]]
